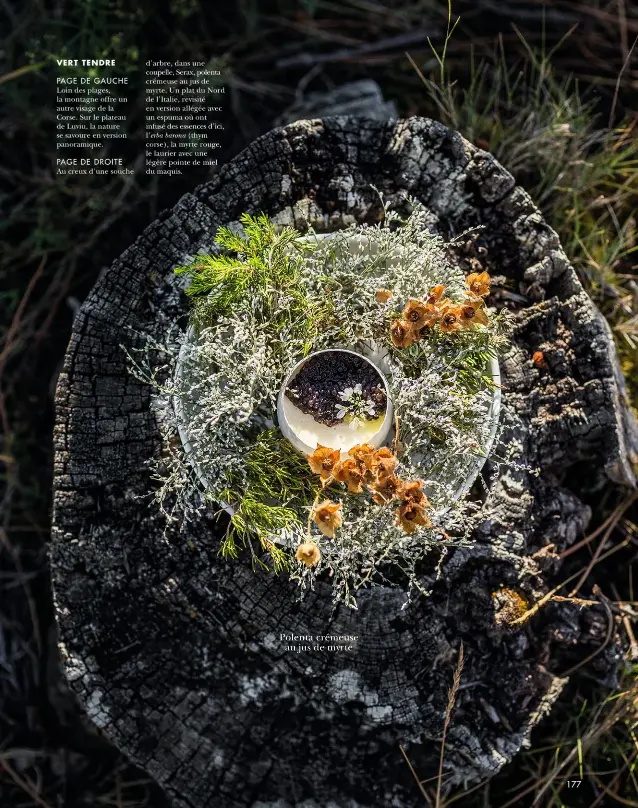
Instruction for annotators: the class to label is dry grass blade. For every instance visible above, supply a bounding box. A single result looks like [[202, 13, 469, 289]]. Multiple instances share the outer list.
[[0, 527, 42, 656], [621, 613, 638, 661], [616, 313, 638, 349], [0, 758, 55, 808], [512, 528, 634, 627], [276, 29, 437, 69], [435, 642, 464, 808], [591, 769, 638, 807], [399, 744, 432, 805], [0, 255, 46, 371], [609, 34, 638, 127], [569, 491, 638, 596], [0, 61, 46, 86], [558, 587, 615, 678], [531, 668, 638, 806], [560, 1, 638, 34], [560, 491, 638, 559], [611, 581, 638, 661]]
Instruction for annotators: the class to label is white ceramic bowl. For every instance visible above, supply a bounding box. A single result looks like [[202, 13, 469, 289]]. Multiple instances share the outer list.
[[277, 348, 394, 457]]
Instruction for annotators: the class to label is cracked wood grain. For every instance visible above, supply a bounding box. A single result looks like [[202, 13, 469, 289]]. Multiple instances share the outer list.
[[50, 117, 638, 808]]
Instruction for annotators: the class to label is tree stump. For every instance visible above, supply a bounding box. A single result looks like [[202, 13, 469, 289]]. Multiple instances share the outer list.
[[51, 117, 638, 808]]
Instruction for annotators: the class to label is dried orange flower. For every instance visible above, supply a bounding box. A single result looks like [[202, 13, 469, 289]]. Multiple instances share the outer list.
[[458, 299, 488, 329], [348, 443, 376, 469], [396, 480, 432, 532], [376, 288, 393, 303], [438, 302, 463, 334], [308, 444, 341, 480], [416, 306, 442, 337], [371, 473, 402, 504], [312, 500, 343, 538], [426, 284, 446, 304], [334, 458, 367, 493], [396, 501, 433, 534], [390, 319, 417, 348], [402, 298, 439, 331], [296, 541, 322, 567], [466, 271, 491, 298], [398, 480, 429, 506], [370, 447, 398, 482]]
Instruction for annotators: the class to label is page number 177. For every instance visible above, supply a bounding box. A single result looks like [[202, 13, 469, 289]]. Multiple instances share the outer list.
[[567, 780, 582, 788]]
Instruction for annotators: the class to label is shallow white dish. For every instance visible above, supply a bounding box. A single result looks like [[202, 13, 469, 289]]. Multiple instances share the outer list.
[[173, 230, 501, 521]]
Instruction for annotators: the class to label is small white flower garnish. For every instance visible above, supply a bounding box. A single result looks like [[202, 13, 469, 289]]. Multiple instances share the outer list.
[[335, 384, 376, 428]]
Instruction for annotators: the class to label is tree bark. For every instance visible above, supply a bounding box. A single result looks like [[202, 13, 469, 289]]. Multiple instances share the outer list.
[[51, 116, 638, 808]]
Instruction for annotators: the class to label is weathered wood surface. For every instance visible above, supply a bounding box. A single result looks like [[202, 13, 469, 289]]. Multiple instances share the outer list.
[[51, 117, 638, 808]]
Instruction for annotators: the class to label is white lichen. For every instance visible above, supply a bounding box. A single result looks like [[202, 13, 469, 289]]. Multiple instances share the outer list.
[[126, 200, 515, 607]]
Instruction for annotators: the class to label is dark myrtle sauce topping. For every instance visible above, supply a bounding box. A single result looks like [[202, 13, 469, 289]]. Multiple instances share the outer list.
[[286, 352, 387, 427]]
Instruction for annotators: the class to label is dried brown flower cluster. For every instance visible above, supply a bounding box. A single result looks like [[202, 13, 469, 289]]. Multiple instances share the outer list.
[[306, 443, 433, 549], [386, 271, 491, 348]]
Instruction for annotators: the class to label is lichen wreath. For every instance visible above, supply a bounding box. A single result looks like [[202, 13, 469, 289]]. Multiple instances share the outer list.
[[128, 199, 511, 606]]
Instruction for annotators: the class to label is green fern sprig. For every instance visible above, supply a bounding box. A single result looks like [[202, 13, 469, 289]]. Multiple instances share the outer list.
[[217, 428, 318, 570], [175, 212, 316, 319]]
